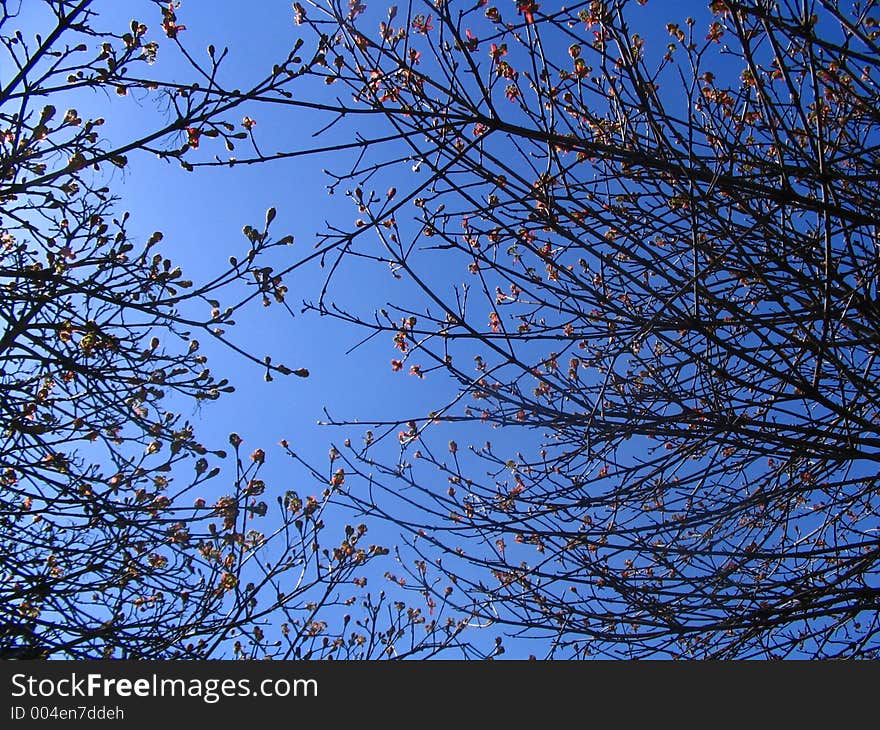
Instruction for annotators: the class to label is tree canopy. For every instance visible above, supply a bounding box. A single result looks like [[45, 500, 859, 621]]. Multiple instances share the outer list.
[[3, 0, 880, 660], [0, 0, 474, 659], [271, 0, 880, 658]]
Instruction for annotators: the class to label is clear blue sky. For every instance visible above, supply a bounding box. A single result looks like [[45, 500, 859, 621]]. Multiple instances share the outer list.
[[10, 0, 493, 656], [11, 0, 446, 490], [10, 0, 781, 658]]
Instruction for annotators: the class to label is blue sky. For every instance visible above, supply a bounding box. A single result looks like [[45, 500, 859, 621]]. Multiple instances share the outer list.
[[9, 0, 443, 475], [12, 0, 866, 658], [8, 0, 725, 657], [5, 0, 469, 656]]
